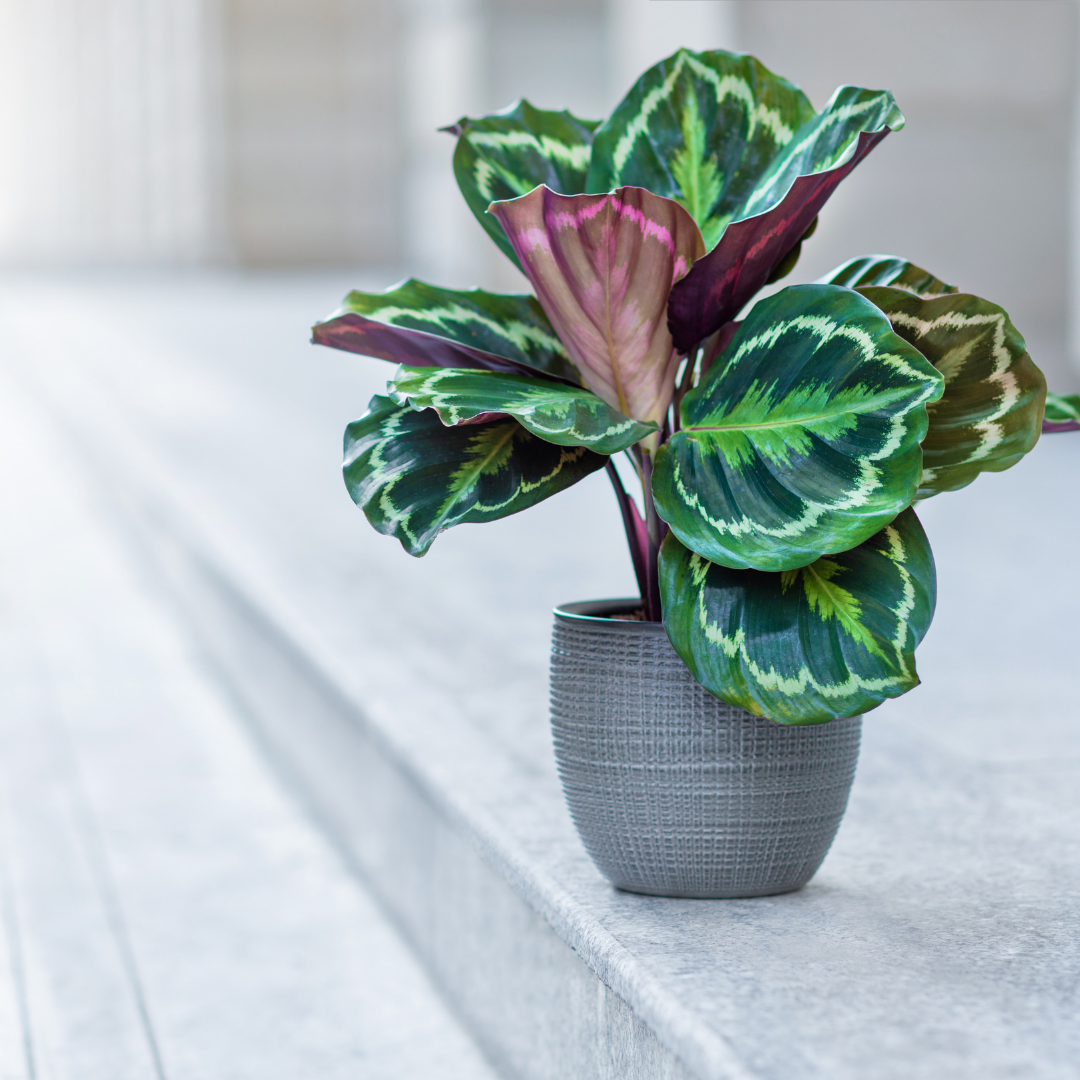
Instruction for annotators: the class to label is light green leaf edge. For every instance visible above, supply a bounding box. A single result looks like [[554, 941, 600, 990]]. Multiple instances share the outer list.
[[449, 100, 600, 269], [588, 48, 903, 253], [1045, 391, 1080, 423], [343, 395, 606, 555], [389, 366, 656, 455], [653, 284, 944, 572], [822, 254, 958, 297], [659, 507, 936, 724], [324, 278, 580, 383], [858, 285, 1046, 498]]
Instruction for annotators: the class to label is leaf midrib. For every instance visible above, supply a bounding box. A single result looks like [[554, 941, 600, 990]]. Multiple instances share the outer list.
[[686, 412, 853, 432]]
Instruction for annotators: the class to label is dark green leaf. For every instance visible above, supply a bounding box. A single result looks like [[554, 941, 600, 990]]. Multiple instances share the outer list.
[[660, 508, 936, 724], [823, 255, 957, 297], [588, 48, 816, 248], [390, 367, 656, 454], [448, 100, 599, 269], [343, 396, 605, 556], [653, 285, 944, 571], [664, 80, 903, 350], [313, 279, 580, 383], [858, 286, 1046, 497]]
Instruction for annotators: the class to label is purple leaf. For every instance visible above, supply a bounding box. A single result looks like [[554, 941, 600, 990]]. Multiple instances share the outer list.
[[666, 129, 890, 353], [312, 315, 554, 379], [488, 185, 705, 430]]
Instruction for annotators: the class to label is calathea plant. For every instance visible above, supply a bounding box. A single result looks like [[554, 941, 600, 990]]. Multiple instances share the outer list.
[[313, 48, 1075, 726]]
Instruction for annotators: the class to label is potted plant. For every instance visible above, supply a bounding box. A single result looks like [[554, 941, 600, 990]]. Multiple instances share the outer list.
[[312, 48, 1077, 898]]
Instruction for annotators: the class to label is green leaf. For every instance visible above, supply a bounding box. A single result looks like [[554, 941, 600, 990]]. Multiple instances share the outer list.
[[858, 286, 1046, 498], [344, 396, 606, 556], [660, 507, 936, 724], [737, 85, 904, 221], [588, 48, 902, 258], [822, 255, 957, 297], [587, 48, 816, 248], [1044, 391, 1080, 430], [448, 100, 599, 269], [312, 279, 580, 383], [389, 367, 656, 454], [652, 284, 944, 572]]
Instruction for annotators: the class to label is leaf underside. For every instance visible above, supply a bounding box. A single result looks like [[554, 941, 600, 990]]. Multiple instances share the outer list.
[[389, 366, 656, 454], [450, 100, 599, 269], [858, 286, 1046, 498], [652, 284, 944, 572], [660, 507, 936, 724], [313, 279, 580, 383], [488, 185, 705, 428], [344, 395, 606, 556], [666, 119, 899, 353]]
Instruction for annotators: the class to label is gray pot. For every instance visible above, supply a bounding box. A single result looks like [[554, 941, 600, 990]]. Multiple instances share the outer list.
[[550, 600, 861, 898]]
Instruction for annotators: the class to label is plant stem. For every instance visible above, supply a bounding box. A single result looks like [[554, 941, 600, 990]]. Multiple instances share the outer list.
[[639, 452, 667, 623], [605, 458, 649, 608]]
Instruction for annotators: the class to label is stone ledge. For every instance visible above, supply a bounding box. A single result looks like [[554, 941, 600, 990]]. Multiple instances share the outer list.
[[7, 276, 1079, 1080]]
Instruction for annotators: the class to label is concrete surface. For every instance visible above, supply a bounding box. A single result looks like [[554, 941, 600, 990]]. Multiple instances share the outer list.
[[0, 316, 498, 1077], [2, 271, 1078, 1079]]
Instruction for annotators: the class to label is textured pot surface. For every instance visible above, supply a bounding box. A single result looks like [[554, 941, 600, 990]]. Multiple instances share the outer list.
[[550, 600, 862, 898]]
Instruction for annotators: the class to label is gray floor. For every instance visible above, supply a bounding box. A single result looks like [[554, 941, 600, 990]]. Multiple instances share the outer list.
[[2, 270, 1078, 1079], [0, 333, 497, 1078]]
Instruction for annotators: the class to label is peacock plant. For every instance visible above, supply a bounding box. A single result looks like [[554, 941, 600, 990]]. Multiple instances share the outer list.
[[313, 48, 1075, 726]]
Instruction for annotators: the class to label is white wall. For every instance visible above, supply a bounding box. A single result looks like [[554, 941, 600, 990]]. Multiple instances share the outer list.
[[0, 0, 220, 264], [0, 0, 1077, 392], [737, 0, 1080, 391]]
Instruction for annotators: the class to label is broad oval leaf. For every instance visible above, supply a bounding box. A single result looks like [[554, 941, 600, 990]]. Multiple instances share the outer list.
[[665, 89, 904, 352], [1044, 391, 1080, 433], [858, 286, 1046, 498], [389, 367, 656, 454], [660, 507, 936, 724], [822, 254, 957, 297], [652, 285, 944, 572], [587, 48, 816, 249], [313, 279, 580, 383], [448, 100, 600, 270], [487, 185, 705, 429], [344, 395, 606, 556]]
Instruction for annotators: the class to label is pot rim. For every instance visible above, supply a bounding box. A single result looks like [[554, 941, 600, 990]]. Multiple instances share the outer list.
[[553, 598, 667, 629]]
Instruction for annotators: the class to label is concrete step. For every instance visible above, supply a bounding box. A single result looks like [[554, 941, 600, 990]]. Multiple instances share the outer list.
[[0, 344, 499, 1078], [4, 272, 1078, 1080]]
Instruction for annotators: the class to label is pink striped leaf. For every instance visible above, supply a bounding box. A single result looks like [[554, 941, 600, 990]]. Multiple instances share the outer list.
[[488, 185, 705, 432]]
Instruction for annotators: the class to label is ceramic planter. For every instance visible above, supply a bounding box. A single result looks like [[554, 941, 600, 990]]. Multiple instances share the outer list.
[[550, 600, 861, 899]]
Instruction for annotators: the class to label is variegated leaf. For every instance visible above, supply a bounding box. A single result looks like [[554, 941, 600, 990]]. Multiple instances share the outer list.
[[822, 255, 957, 297], [665, 90, 904, 352], [313, 279, 580, 383], [447, 100, 599, 270], [1044, 391, 1080, 433], [652, 285, 943, 572], [344, 395, 605, 556], [858, 286, 1046, 497], [488, 185, 705, 430], [389, 366, 655, 454], [660, 507, 935, 724], [587, 48, 816, 249]]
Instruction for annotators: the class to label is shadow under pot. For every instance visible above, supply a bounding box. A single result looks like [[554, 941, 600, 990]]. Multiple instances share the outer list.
[[550, 600, 861, 899]]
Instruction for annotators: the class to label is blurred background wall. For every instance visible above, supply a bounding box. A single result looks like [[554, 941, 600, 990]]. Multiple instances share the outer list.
[[0, 0, 1077, 390]]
